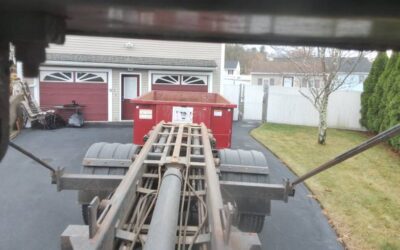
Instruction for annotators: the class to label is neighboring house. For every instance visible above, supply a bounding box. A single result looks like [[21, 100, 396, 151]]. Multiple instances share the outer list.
[[222, 74, 251, 85], [224, 60, 240, 76], [26, 35, 224, 121], [223, 60, 251, 85], [250, 57, 371, 91]]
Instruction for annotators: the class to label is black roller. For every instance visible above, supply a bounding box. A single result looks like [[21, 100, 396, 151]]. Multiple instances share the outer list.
[[218, 148, 269, 184], [218, 148, 270, 233], [78, 142, 139, 224]]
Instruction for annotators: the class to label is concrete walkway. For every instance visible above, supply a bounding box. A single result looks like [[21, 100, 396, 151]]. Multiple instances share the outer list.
[[0, 122, 343, 250]]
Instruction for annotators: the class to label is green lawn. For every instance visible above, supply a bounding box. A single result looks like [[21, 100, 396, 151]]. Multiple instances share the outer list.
[[251, 123, 400, 250]]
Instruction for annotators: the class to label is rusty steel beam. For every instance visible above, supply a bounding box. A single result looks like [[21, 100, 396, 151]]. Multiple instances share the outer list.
[[82, 158, 132, 168], [62, 122, 164, 249], [200, 123, 229, 250], [56, 173, 123, 191], [220, 181, 287, 202]]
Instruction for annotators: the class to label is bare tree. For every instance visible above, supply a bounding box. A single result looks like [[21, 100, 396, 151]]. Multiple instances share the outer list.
[[274, 47, 364, 145], [225, 44, 268, 74]]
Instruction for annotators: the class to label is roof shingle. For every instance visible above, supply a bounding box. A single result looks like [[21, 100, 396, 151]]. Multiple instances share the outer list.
[[224, 60, 239, 69], [45, 53, 218, 68]]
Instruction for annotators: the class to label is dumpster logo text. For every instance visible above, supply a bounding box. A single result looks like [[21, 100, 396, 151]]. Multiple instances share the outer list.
[[172, 106, 193, 124], [139, 109, 153, 120]]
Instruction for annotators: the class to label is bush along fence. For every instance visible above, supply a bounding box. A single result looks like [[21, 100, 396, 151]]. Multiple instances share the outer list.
[[360, 51, 400, 151]]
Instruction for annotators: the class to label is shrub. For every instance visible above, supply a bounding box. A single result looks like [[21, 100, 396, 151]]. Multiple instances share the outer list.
[[360, 52, 388, 128], [386, 74, 400, 150], [367, 53, 398, 132], [380, 55, 400, 132]]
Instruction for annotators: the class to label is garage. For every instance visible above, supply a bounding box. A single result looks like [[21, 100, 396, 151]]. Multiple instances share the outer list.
[[35, 49, 219, 122], [39, 70, 108, 121]]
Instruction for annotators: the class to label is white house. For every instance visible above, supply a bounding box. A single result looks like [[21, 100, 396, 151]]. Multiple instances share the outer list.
[[250, 57, 371, 91], [26, 36, 224, 121], [224, 60, 240, 76], [223, 60, 251, 85]]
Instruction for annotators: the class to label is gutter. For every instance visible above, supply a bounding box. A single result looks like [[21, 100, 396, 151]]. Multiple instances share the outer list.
[[43, 60, 217, 71]]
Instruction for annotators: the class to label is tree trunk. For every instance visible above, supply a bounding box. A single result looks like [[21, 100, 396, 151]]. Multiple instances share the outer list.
[[318, 97, 329, 145]]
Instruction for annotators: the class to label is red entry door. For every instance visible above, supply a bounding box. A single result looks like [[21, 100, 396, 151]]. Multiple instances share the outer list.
[[121, 75, 140, 120]]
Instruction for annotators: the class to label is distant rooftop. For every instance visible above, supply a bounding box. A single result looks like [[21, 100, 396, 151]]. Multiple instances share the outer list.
[[225, 60, 239, 69], [251, 57, 371, 74]]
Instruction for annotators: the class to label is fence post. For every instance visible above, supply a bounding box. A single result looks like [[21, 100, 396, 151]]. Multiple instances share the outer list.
[[238, 83, 244, 121], [262, 83, 269, 123]]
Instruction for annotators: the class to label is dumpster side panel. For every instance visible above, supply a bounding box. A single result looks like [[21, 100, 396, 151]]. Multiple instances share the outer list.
[[155, 105, 173, 123], [210, 108, 234, 148], [193, 107, 211, 128], [133, 105, 156, 144], [155, 105, 211, 128]]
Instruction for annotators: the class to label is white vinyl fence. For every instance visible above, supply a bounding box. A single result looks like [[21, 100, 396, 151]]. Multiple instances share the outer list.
[[243, 85, 264, 120], [267, 86, 363, 130], [221, 84, 363, 130], [220, 84, 240, 120]]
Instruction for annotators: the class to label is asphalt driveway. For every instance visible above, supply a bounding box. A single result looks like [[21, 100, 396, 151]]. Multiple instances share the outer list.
[[0, 121, 343, 250]]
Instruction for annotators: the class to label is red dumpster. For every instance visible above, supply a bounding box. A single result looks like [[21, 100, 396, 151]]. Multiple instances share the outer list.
[[131, 90, 237, 148]]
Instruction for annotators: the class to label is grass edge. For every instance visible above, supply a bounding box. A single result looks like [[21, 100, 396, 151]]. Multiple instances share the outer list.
[[249, 125, 349, 250]]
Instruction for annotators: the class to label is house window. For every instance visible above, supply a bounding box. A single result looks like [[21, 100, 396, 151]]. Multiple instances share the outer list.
[[283, 77, 294, 87], [40, 71, 73, 82], [228, 70, 233, 75], [76, 72, 107, 83], [257, 78, 262, 85], [152, 72, 208, 86], [270, 78, 275, 86], [263, 79, 269, 85]]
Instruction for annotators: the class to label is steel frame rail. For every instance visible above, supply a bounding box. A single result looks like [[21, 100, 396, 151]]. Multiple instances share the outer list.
[[200, 123, 229, 250], [62, 122, 164, 249], [61, 122, 230, 250]]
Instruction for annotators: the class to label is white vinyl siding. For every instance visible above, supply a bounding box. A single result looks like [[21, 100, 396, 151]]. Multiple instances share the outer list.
[[46, 35, 222, 92]]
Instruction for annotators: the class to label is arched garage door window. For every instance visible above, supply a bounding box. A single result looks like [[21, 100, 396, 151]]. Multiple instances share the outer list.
[[76, 72, 107, 83], [40, 71, 107, 83], [152, 72, 209, 92], [153, 74, 180, 85], [182, 75, 207, 85], [40, 71, 73, 82]]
